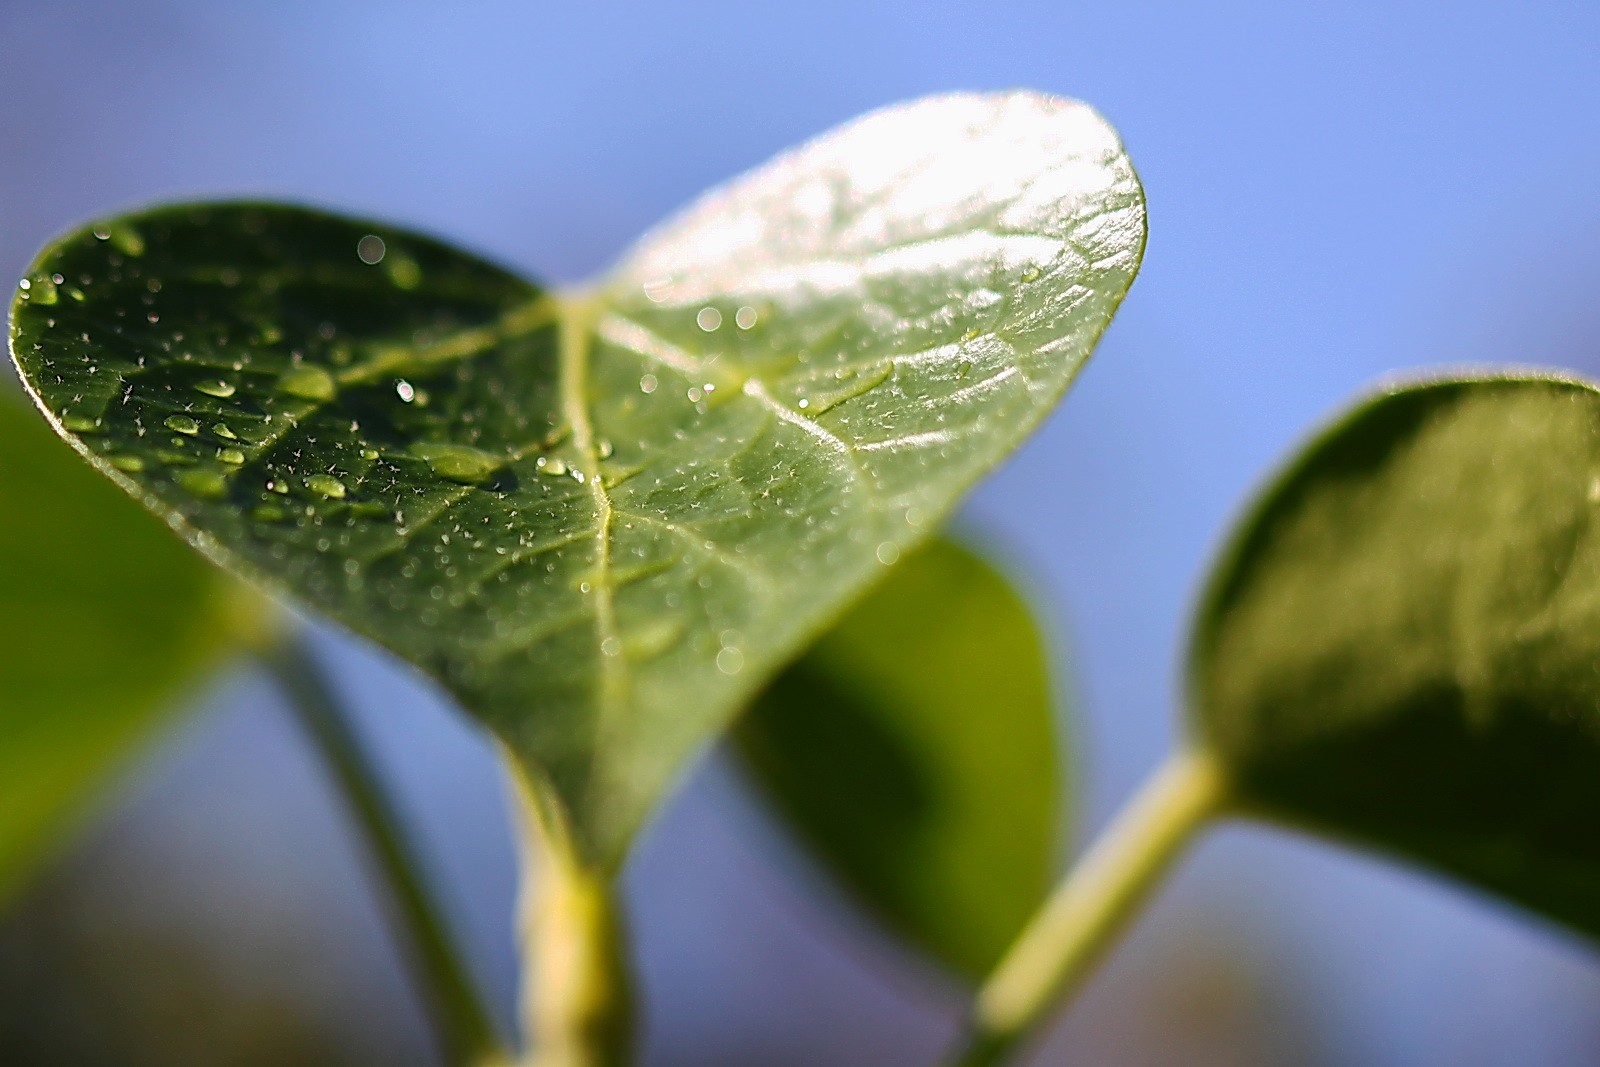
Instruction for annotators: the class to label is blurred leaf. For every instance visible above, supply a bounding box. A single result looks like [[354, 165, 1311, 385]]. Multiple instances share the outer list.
[[1191, 374, 1600, 937], [9, 91, 1144, 868], [736, 537, 1065, 978], [0, 392, 258, 907]]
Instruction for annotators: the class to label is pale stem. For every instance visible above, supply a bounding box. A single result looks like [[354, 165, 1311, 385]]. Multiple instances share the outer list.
[[263, 634, 511, 1067], [508, 767, 635, 1067], [947, 749, 1227, 1067]]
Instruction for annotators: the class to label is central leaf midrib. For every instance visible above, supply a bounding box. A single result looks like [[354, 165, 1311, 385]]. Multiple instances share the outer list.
[[555, 291, 628, 742]]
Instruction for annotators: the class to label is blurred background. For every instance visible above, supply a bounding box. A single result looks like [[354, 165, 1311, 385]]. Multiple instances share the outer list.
[[4, 2, 1600, 1064]]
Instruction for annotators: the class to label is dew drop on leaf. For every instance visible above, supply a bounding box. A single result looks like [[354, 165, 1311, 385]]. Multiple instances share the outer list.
[[177, 468, 227, 499], [356, 235, 386, 264], [306, 474, 347, 499], [277, 364, 336, 402], [410, 443, 500, 485], [716, 647, 745, 675]]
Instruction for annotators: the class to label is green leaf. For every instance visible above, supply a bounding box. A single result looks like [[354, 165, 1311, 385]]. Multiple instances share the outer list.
[[0, 390, 259, 906], [735, 536, 1065, 978], [9, 91, 1145, 868], [1190, 373, 1600, 938]]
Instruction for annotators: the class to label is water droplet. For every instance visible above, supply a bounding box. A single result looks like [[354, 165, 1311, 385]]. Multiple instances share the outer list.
[[61, 414, 101, 433], [357, 234, 386, 264], [411, 442, 500, 485], [396, 379, 416, 403], [601, 636, 623, 657], [735, 305, 758, 330], [165, 414, 200, 435], [266, 478, 290, 494], [195, 379, 236, 398], [93, 227, 111, 241], [109, 455, 145, 473], [253, 503, 287, 522], [639, 374, 658, 394], [597, 439, 615, 459], [876, 542, 901, 566], [797, 398, 810, 409], [278, 364, 336, 402], [716, 647, 744, 675], [213, 422, 238, 440], [178, 468, 228, 499], [307, 474, 347, 499], [687, 386, 704, 403], [539, 458, 569, 477], [696, 306, 722, 331], [360, 447, 380, 461], [218, 447, 246, 465]]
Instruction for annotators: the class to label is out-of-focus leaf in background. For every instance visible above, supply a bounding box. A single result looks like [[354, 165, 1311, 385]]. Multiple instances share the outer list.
[[1191, 374, 1600, 940], [0, 392, 260, 907], [737, 537, 1067, 979]]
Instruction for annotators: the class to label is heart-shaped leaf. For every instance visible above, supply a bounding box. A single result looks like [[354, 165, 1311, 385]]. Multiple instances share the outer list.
[[9, 91, 1144, 867], [736, 536, 1066, 978], [1190, 373, 1600, 936], [0, 391, 259, 906]]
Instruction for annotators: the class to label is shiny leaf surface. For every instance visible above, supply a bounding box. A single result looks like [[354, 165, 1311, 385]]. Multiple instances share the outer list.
[[10, 91, 1144, 866], [737, 537, 1065, 977], [1191, 374, 1600, 937]]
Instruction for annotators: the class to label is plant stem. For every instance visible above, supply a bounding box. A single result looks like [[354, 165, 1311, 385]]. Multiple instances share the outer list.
[[947, 750, 1227, 1067], [262, 634, 511, 1067], [508, 768, 635, 1067]]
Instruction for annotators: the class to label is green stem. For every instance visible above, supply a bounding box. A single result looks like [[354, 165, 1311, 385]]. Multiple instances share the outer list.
[[508, 768, 635, 1067], [262, 634, 511, 1067], [948, 750, 1227, 1067]]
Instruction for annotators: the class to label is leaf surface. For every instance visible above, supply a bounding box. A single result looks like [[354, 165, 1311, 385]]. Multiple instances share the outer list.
[[1191, 374, 1600, 937], [10, 91, 1144, 866], [0, 392, 255, 905], [736, 537, 1065, 978]]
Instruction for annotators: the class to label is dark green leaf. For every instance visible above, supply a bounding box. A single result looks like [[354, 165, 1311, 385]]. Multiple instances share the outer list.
[[0, 391, 258, 905], [1191, 373, 1600, 937], [9, 91, 1144, 867], [736, 537, 1065, 978]]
